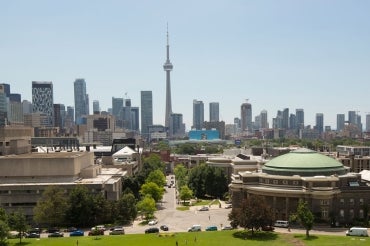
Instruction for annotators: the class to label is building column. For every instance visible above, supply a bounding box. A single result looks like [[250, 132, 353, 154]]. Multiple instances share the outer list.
[[285, 197, 290, 220]]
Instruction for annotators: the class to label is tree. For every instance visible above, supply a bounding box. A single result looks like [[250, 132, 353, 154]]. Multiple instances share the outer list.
[[33, 186, 68, 227], [0, 220, 9, 246], [290, 200, 314, 238], [8, 210, 28, 244], [146, 170, 166, 187], [228, 195, 274, 236], [174, 164, 188, 188], [140, 182, 164, 202], [65, 185, 94, 227], [137, 195, 156, 220], [116, 191, 137, 225], [179, 185, 193, 205], [92, 193, 113, 225]]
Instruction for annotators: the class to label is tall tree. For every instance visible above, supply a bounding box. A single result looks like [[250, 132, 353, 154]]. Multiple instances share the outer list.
[[9, 210, 28, 244], [140, 182, 164, 202], [146, 170, 166, 187], [33, 186, 68, 227], [137, 195, 156, 220], [0, 220, 9, 246], [290, 200, 314, 238], [179, 185, 193, 205], [92, 193, 113, 225], [116, 191, 137, 225], [65, 185, 94, 227], [174, 164, 188, 188], [228, 195, 274, 235]]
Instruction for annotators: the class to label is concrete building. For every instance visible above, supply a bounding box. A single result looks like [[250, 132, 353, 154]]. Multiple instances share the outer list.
[[229, 148, 370, 225], [0, 126, 33, 155], [0, 151, 125, 218]]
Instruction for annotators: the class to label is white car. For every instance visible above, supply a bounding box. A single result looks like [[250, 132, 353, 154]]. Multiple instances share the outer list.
[[148, 220, 158, 226]]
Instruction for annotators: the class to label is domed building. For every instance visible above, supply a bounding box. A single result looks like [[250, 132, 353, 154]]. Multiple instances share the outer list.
[[229, 148, 370, 225]]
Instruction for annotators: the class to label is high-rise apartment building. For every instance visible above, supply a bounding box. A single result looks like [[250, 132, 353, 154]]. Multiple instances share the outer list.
[[289, 114, 296, 130], [131, 107, 140, 132], [112, 97, 123, 127], [170, 113, 185, 138], [296, 109, 304, 129], [0, 84, 8, 126], [140, 91, 153, 139], [32, 81, 54, 127], [366, 114, 370, 132], [282, 108, 289, 129], [93, 100, 100, 114], [241, 101, 252, 132], [348, 111, 357, 125], [337, 114, 345, 131], [260, 110, 268, 129], [209, 102, 219, 122], [193, 100, 204, 130], [74, 79, 89, 125], [163, 28, 173, 128], [315, 113, 324, 134], [22, 100, 32, 114]]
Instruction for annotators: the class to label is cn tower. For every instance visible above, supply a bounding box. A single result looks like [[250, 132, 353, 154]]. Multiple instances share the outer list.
[[163, 26, 173, 128]]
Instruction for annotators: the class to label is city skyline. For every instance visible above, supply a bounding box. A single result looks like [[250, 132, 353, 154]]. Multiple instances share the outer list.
[[1, 1, 370, 129]]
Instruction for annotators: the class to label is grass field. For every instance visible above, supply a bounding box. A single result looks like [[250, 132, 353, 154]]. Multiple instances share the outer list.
[[6, 230, 370, 246]]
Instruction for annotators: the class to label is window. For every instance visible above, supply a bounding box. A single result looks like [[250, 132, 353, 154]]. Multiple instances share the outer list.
[[359, 209, 364, 219], [273, 180, 278, 185], [349, 209, 354, 219], [265, 179, 269, 184], [359, 199, 364, 206], [340, 199, 344, 206], [321, 208, 329, 219], [349, 199, 354, 206], [320, 200, 329, 206], [282, 180, 288, 185], [340, 209, 344, 218], [293, 181, 299, 185]]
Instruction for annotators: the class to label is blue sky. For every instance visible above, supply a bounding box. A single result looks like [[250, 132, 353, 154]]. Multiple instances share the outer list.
[[1, 0, 370, 130]]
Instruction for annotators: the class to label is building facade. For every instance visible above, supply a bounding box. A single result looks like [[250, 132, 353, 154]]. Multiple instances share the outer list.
[[192, 100, 204, 130], [32, 81, 54, 127], [241, 102, 252, 133], [209, 102, 219, 122], [73, 78, 89, 125], [140, 91, 153, 139]]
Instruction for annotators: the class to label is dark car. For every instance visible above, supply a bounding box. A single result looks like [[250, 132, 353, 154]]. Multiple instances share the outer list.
[[160, 225, 169, 231], [88, 229, 104, 236], [145, 227, 159, 234], [70, 230, 84, 236], [26, 232, 41, 238], [205, 226, 218, 231], [262, 225, 275, 232], [48, 231, 64, 237]]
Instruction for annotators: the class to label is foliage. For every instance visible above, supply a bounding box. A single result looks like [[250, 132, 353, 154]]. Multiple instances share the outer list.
[[65, 185, 94, 227], [174, 164, 188, 189], [115, 191, 138, 225], [0, 220, 9, 246], [187, 163, 228, 198], [136, 195, 156, 220], [8, 210, 28, 244], [174, 143, 197, 155], [122, 176, 141, 199], [136, 154, 165, 185], [179, 185, 193, 204], [92, 193, 114, 225], [290, 200, 314, 238], [33, 186, 68, 227], [140, 182, 164, 202], [228, 195, 274, 235], [146, 169, 166, 187]]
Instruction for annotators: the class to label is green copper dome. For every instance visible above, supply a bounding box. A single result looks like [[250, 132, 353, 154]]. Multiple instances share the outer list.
[[262, 148, 348, 176]]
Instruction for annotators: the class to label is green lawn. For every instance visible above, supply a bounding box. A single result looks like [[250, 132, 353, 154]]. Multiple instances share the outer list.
[[6, 231, 370, 246]]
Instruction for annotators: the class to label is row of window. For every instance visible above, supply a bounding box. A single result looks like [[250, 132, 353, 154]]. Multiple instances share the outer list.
[[320, 198, 364, 206], [261, 179, 300, 186], [339, 209, 365, 219]]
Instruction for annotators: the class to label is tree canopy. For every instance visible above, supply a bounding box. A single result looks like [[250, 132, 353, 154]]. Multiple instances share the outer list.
[[137, 195, 156, 220], [290, 200, 314, 238], [229, 195, 274, 235], [140, 182, 164, 202], [179, 185, 193, 204], [146, 169, 166, 187]]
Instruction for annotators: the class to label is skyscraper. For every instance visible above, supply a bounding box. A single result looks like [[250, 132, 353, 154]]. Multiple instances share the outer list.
[[260, 110, 268, 129], [93, 100, 100, 114], [163, 27, 173, 128], [74, 78, 89, 124], [193, 99, 204, 130], [141, 91, 153, 139], [282, 108, 289, 129], [32, 81, 54, 127], [366, 114, 370, 132], [296, 109, 304, 129], [315, 113, 324, 134], [209, 102, 219, 122], [241, 101, 252, 132], [337, 114, 345, 131], [348, 111, 357, 125]]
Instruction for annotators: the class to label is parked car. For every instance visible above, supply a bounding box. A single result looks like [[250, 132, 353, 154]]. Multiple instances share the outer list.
[[145, 227, 159, 234], [274, 220, 289, 228], [26, 232, 40, 238], [221, 225, 233, 230], [70, 230, 84, 236], [198, 206, 209, 211], [91, 225, 106, 231], [148, 220, 158, 226], [109, 228, 125, 235], [160, 225, 169, 231], [47, 227, 60, 233], [205, 226, 218, 231], [261, 225, 275, 231], [224, 204, 232, 209], [88, 229, 104, 236], [188, 225, 202, 232], [48, 231, 64, 237], [346, 227, 368, 237]]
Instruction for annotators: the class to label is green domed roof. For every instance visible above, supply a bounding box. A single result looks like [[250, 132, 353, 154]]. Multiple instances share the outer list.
[[262, 148, 348, 176]]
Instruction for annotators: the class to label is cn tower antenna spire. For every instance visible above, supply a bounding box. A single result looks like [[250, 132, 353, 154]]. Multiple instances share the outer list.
[[164, 24, 173, 129]]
